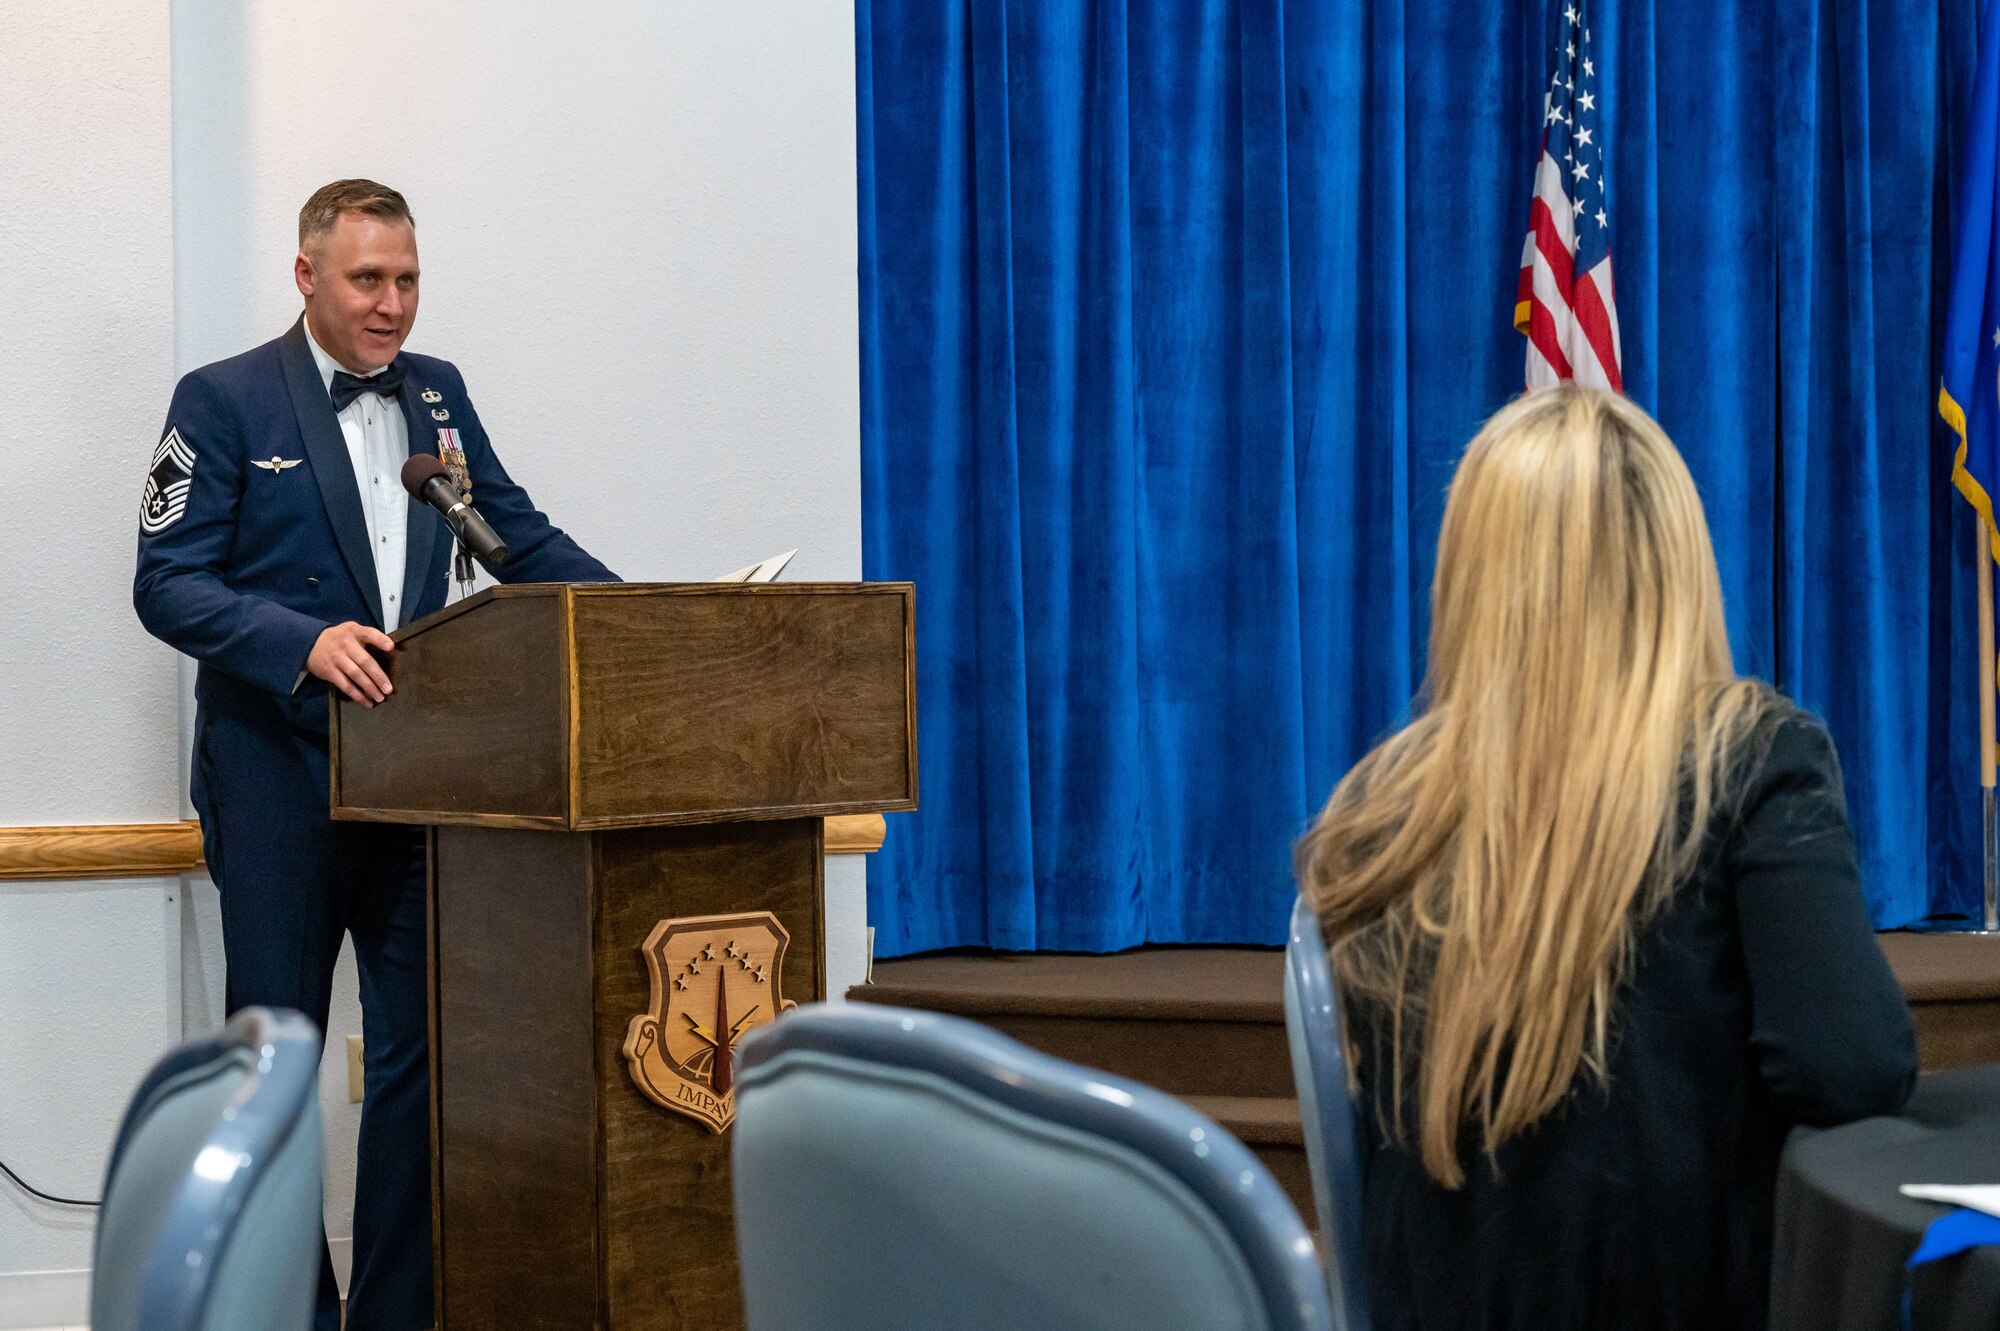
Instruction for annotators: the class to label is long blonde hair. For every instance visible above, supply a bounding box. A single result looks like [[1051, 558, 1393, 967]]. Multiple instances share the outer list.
[[1296, 385, 1775, 1188]]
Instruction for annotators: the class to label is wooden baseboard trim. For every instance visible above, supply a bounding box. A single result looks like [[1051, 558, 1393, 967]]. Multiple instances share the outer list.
[[0, 813, 886, 882], [824, 813, 887, 855], [0, 821, 203, 882]]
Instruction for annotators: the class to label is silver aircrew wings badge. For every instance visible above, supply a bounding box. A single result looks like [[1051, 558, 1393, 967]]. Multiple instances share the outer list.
[[622, 911, 797, 1133]]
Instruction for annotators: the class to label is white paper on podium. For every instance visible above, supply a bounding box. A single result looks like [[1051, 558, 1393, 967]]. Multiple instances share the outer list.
[[1900, 1184, 2000, 1219], [712, 549, 798, 583]]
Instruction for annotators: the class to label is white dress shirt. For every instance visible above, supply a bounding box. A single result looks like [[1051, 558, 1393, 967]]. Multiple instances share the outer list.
[[304, 319, 411, 630]]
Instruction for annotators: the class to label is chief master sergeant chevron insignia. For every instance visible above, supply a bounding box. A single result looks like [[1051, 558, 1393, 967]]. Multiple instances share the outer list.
[[139, 428, 197, 535]]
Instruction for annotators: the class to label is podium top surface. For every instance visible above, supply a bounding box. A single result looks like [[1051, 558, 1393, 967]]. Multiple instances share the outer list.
[[331, 581, 916, 830]]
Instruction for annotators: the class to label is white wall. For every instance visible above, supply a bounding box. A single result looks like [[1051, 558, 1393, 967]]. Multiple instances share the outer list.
[[171, 1, 862, 585], [3, 3, 863, 1324], [0, 5, 184, 1324]]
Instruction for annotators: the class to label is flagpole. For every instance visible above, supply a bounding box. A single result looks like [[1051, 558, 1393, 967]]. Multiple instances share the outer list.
[[1980, 515, 1999, 931]]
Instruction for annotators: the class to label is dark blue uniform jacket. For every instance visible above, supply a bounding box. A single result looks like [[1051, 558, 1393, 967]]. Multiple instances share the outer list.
[[134, 318, 617, 755]]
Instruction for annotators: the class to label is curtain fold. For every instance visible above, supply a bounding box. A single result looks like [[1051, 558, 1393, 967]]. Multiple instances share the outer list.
[[861, 0, 1984, 956]]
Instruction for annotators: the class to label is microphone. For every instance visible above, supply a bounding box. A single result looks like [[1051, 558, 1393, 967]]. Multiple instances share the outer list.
[[401, 455, 510, 568]]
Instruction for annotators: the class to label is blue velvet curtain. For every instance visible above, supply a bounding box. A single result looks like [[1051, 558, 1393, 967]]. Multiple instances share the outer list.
[[859, 0, 1986, 956]]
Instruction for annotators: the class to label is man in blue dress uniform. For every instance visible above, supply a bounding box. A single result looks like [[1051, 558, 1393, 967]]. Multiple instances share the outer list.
[[133, 179, 618, 1331]]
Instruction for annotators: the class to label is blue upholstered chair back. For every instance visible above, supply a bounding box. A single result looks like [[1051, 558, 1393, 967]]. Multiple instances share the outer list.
[[732, 1002, 1334, 1331], [1284, 895, 1373, 1331], [90, 1007, 325, 1331]]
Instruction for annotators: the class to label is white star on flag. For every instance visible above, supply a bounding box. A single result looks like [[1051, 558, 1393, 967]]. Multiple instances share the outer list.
[[1515, 0, 1622, 390]]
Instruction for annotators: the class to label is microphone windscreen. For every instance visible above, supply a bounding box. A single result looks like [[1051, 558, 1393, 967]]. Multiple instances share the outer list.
[[401, 453, 450, 498]]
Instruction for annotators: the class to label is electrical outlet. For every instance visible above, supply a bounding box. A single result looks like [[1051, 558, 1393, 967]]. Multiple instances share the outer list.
[[346, 1035, 365, 1103]]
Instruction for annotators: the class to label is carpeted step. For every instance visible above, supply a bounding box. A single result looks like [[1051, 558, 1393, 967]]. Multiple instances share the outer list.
[[1876, 932, 2000, 1071], [855, 947, 1292, 1099], [849, 933, 2000, 1241], [1184, 1094, 1314, 1224], [858, 935, 1999, 1083]]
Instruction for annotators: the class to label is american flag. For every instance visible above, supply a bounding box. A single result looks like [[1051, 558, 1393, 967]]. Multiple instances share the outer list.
[[1515, 2, 1622, 390]]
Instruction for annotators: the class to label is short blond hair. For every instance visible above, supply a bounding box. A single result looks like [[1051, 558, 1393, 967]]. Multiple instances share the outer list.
[[298, 179, 413, 253]]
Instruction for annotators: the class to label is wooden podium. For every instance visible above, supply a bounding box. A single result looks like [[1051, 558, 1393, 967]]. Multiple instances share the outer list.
[[329, 582, 916, 1330]]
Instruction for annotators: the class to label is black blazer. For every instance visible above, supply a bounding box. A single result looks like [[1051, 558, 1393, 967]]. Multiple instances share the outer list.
[[1356, 714, 1918, 1331]]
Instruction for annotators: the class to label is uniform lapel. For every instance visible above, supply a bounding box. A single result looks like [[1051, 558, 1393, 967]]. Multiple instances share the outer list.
[[280, 318, 385, 628], [396, 368, 439, 615]]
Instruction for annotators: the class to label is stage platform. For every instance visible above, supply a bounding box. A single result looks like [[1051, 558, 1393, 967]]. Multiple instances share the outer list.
[[852, 931, 2000, 1228], [1876, 931, 2000, 1070]]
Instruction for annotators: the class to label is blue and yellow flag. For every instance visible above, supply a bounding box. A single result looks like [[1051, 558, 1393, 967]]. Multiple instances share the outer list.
[[1944, 0, 2000, 560]]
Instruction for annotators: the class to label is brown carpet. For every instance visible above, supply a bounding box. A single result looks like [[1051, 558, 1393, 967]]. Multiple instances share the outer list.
[[853, 932, 2000, 1227], [863, 945, 1283, 1019], [863, 934, 2000, 1075], [855, 945, 1309, 1217], [861, 946, 1291, 1098], [1878, 930, 2000, 1070]]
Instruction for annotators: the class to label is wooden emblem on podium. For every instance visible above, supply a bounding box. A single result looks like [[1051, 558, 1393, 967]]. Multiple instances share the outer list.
[[623, 911, 798, 1132]]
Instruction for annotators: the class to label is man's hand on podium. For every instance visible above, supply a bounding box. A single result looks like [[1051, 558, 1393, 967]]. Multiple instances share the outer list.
[[309, 621, 397, 707]]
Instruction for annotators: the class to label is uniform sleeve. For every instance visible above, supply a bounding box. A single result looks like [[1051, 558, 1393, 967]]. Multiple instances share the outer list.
[[449, 375, 620, 584], [1729, 716, 1917, 1125], [132, 371, 330, 695]]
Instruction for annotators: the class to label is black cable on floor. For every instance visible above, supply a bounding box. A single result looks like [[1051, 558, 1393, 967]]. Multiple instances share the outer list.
[[0, 1156, 98, 1207]]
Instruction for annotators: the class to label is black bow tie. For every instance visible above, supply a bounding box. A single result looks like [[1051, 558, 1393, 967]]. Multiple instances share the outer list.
[[329, 363, 406, 413]]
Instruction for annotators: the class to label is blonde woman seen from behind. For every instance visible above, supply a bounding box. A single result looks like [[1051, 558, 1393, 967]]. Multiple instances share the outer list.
[[1298, 386, 1915, 1331]]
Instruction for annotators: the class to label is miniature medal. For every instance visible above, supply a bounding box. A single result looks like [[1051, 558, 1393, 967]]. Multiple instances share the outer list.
[[436, 428, 471, 500]]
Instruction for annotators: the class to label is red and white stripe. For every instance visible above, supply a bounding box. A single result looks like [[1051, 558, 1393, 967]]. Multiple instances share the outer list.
[[1514, 146, 1622, 391]]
